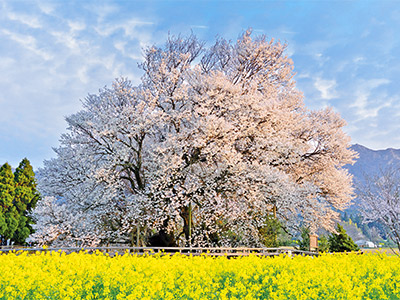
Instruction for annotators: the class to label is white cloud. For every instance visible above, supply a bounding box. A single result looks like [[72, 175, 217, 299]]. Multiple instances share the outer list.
[[296, 72, 310, 79], [0, 3, 149, 168], [1, 29, 53, 60], [77, 66, 89, 84], [285, 43, 295, 57], [113, 40, 142, 60], [366, 79, 390, 89], [351, 79, 391, 120], [7, 11, 42, 28], [68, 20, 86, 32], [191, 25, 208, 29], [280, 29, 297, 35], [114, 40, 126, 53], [300, 40, 338, 59], [37, 1, 56, 15], [0, 57, 14, 68], [89, 3, 120, 22], [95, 18, 154, 38], [314, 77, 337, 100], [49, 30, 82, 53]]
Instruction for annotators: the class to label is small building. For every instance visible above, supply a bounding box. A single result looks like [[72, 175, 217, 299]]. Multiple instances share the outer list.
[[355, 240, 376, 248]]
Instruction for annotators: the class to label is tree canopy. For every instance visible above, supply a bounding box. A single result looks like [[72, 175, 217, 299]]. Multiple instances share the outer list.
[[359, 167, 400, 252], [0, 159, 39, 245], [32, 30, 356, 247], [328, 224, 359, 252]]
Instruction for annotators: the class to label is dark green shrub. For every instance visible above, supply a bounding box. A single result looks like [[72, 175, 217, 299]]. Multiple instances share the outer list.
[[328, 224, 359, 252]]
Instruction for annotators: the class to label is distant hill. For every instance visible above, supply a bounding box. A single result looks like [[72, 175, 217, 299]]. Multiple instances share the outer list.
[[346, 144, 400, 183], [344, 144, 400, 211]]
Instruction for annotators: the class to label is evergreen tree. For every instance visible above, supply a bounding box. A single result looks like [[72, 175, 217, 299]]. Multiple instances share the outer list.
[[0, 159, 40, 245], [0, 163, 16, 244], [13, 215, 31, 244], [297, 227, 311, 251], [318, 235, 330, 252], [328, 224, 359, 252], [4, 206, 19, 243], [12, 158, 40, 244]]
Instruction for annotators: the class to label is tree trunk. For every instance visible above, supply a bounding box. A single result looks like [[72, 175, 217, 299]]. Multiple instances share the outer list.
[[180, 205, 193, 245]]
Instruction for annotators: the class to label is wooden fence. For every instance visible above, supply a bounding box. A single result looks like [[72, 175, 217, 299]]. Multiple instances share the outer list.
[[0, 246, 318, 257]]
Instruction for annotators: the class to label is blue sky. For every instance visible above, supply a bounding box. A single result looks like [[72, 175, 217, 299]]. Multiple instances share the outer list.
[[1, 0, 400, 169]]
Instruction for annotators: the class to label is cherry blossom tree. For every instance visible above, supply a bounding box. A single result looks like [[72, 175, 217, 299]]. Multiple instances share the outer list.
[[359, 168, 400, 252], [33, 80, 152, 246], [31, 30, 356, 247]]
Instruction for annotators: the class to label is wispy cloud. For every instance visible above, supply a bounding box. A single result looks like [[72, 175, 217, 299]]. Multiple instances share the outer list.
[[36, 1, 56, 15], [50, 30, 81, 52], [314, 77, 337, 100], [1, 29, 53, 60], [1, 0, 400, 168], [300, 40, 338, 60], [95, 18, 154, 39], [191, 25, 208, 29], [7, 11, 42, 28], [351, 79, 391, 120], [0, 1, 155, 167], [68, 20, 86, 32], [113, 40, 142, 60], [87, 2, 120, 23]]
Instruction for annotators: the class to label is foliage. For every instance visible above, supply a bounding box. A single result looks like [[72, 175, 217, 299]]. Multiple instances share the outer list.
[[1, 251, 400, 299], [358, 167, 400, 252], [276, 231, 293, 247], [12, 158, 40, 244], [0, 163, 16, 243], [33, 30, 356, 247], [328, 224, 359, 252], [258, 215, 282, 247], [0, 159, 39, 245], [318, 235, 330, 252], [341, 213, 387, 245], [297, 227, 310, 251]]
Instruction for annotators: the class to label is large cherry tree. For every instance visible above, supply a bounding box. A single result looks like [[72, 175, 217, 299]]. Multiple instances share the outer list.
[[32, 30, 356, 247]]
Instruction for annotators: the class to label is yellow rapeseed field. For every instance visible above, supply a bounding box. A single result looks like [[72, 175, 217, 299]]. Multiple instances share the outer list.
[[0, 250, 399, 299]]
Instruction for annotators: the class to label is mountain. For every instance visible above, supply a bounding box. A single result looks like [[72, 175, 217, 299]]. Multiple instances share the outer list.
[[344, 144, 400, 211], [346, 144, 400, 183]]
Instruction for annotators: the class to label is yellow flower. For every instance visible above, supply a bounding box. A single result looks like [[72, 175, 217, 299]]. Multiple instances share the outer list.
[[0, 250, 399, 299]]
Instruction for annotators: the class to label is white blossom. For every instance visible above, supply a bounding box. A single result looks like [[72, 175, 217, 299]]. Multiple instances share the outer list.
[[359, 168, 400, 251], [31, 30, 356, 247]]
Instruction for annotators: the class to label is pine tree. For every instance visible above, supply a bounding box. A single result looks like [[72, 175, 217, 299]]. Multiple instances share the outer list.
[[12, 158, 40, 244], [318, 235, 330, 252], [0, 163, 16, 244], [4, 206, 19, 243], [297, 227, 311, 251], [328, 223, 359, 252]]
